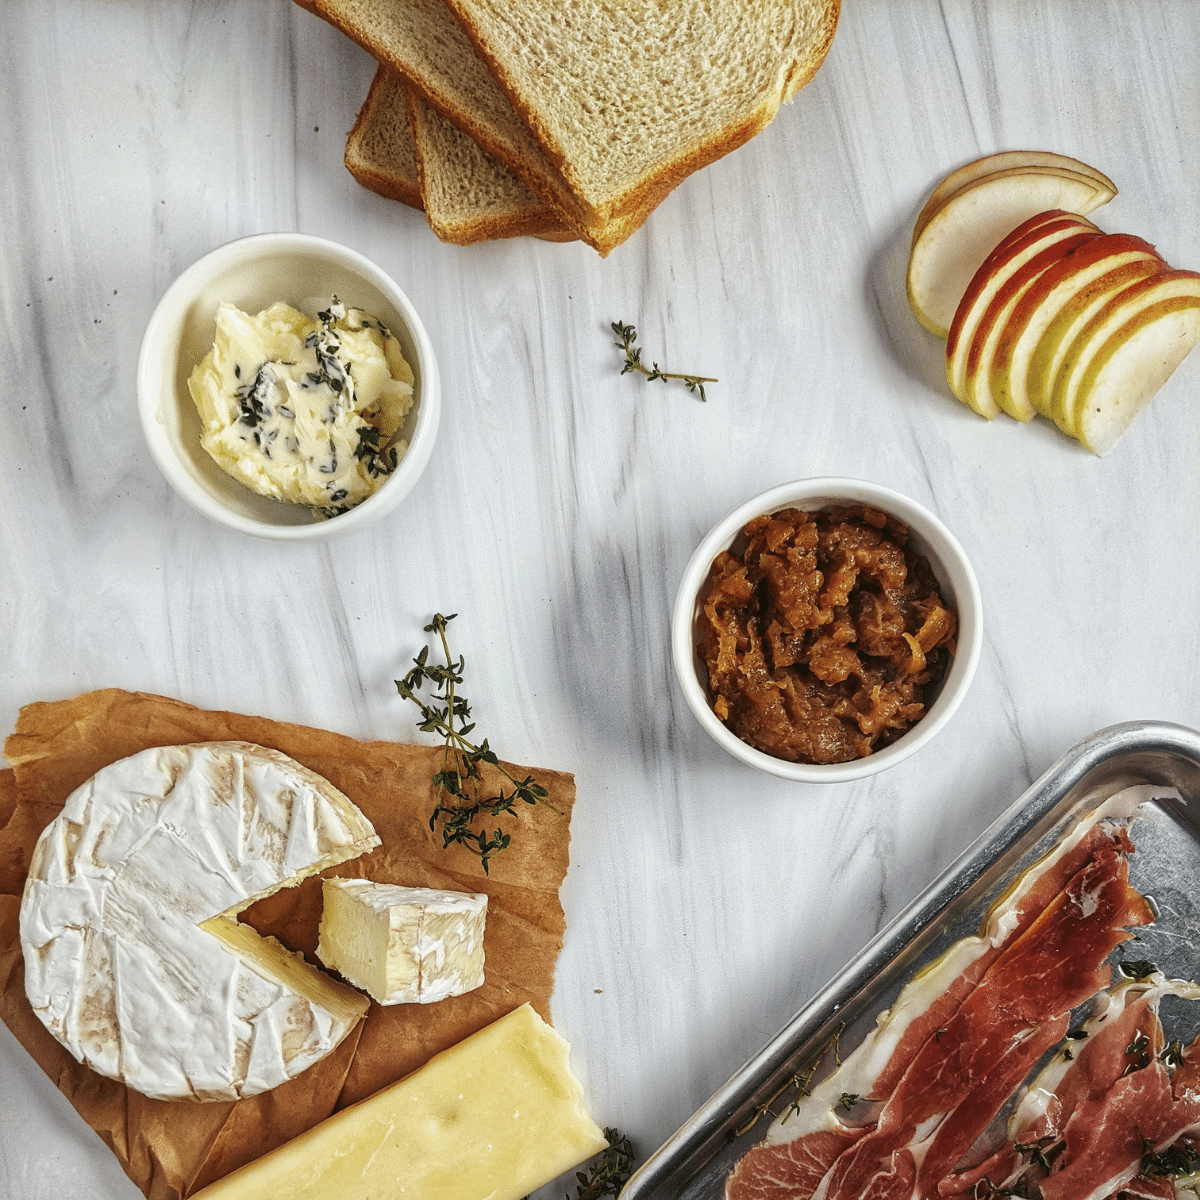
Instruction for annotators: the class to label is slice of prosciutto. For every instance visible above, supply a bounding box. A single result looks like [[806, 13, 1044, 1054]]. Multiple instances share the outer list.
[[941, 974, 1200, 1197], [725, 785, 1175, 1200]]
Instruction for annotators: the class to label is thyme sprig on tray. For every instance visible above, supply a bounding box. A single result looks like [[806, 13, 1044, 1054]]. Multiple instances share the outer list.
[[396, 613, 557, 874], [729, 1025, 845, 1139], [1118, 959, 1159, 981], [1141, 1130, 1200, 1178], [611, 320, 716, 402]]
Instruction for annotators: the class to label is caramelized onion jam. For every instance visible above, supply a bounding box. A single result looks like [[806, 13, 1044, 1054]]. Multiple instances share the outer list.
[[697, 504, 957, 765]]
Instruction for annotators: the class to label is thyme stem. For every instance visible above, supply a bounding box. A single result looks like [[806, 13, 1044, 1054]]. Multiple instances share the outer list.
[[396, 614, 559, 873], [611, 320, 716, 402], [730, 1024, 844, 1139]]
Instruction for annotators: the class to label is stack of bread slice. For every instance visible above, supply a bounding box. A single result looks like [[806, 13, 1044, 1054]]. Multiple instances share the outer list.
[[295, 0, 841, 255]]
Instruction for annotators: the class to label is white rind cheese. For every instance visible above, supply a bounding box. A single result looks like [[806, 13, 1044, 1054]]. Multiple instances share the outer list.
[[20, 741, 381, 1102], [188, 298, 415, 517], [316, 879, 487, 1005]]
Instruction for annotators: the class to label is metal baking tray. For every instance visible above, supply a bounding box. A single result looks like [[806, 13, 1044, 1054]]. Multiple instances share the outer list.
[[622, 720, 1200, 1200]]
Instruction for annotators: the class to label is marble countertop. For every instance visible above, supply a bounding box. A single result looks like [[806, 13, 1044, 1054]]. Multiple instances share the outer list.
[[2, 1, 1199, 1196]]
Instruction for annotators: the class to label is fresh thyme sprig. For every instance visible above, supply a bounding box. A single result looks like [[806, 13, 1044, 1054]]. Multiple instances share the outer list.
[[396, 613, 558, 874], [1141, 1130, 1200, 1178], [570, 1128, 636, 1199], [517, 1128, 635, 1200], [611, 320, 716, 402], [1013, 1137, 1056, 1173], [729, 1025, 845, 1139]]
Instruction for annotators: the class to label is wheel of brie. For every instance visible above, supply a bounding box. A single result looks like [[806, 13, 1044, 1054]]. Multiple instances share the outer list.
[[19, 741, 381, 1102]]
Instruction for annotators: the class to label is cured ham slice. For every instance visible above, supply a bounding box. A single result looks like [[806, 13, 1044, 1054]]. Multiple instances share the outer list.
[[816, 835, 1152, 1200], [726, 1129, 863, 1200], [727, 802, 1137, 1200], [940, 975, 1200, 1197], [1037, 1057, 1200, 1200], [725, 786, 1177, 1200]]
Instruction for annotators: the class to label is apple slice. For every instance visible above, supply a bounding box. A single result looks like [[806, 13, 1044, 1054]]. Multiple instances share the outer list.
[[944, 212, 1100, 416], [959, 230, 1104, 419], [912, 152, 1116, 245], [908, 169, 1116, 337], [1032, 258, 1170, 426], [987, 234, 1164, 421], [1050, 270, 1200, 438], [1075, 298, 1200, 455]]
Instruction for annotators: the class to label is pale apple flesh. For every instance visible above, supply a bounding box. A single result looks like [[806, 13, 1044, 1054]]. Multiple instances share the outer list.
[[1031, 259, 1170, 426], [1075, 300, 1200, 455], [1050, 270, 1200, 437], [912, 151, 1117, 245], [907, 171, 1116, 338], [988, 235, 1164, 422]]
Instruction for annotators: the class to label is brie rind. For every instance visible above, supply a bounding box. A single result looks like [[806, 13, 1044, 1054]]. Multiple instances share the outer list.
[[19, 741, 381, 1102], [317, 878, 487, 1005]]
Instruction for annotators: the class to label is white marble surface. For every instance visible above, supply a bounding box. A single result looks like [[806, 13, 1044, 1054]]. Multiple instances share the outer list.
[[2, 1, 1200, 1196]]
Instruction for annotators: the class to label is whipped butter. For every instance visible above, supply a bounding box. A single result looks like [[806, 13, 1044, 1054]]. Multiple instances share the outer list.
[[188, 298, 414, 516]]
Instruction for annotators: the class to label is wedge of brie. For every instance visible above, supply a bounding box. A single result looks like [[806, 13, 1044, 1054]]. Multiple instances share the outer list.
[[317, 879, 487, 1005], [19, 741, 381, 1102]]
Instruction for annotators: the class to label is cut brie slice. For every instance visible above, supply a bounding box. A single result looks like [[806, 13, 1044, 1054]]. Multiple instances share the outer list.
[[317, 878, 487, 1004], [19, 741, 381, 1101]]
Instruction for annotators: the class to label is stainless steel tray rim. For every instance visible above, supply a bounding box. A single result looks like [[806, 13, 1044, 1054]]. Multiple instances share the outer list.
[[622, 719, 1200, 1200]]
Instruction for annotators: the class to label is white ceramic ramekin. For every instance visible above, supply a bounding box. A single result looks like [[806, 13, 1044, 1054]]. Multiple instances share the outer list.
[[137, 233, 440, 541], [672, 478, 982, 783]]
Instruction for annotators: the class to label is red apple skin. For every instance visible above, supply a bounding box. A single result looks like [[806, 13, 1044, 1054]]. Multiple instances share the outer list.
[[944, 213, 1100, 413], [946, 211, 1097, 365], [908, 175, 1112, 337], [961, 230, 1102, 415], [987, 234, 1163, 421]]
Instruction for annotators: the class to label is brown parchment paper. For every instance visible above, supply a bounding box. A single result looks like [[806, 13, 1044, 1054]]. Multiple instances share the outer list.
[[0, 689, 576, 1200]]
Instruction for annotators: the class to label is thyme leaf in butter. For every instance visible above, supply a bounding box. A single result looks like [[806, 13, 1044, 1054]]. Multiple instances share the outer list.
[[611, 320, 716, 402], [396, 613, 559, 874]]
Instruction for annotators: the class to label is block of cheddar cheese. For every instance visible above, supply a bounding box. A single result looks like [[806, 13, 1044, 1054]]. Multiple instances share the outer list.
[[190, 1002, 609, 1200]]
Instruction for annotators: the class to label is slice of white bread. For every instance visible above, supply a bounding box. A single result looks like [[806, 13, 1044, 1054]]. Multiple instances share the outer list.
[[345, 69, 424, 210], [295, 0, 614, 247], [443, 0, 841, 227], [404, 80, 576, 244]]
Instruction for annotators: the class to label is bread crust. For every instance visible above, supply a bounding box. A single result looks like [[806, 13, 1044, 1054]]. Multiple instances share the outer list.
[[345, 70, 424, 211], [403, 79, 575, 246], [439, 0, 842, 236], [302, 0, 841, 254], [297, 0, 601, 247]]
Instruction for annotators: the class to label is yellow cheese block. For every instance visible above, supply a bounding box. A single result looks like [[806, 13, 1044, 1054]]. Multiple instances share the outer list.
[[191, 1003, 608, 1200]]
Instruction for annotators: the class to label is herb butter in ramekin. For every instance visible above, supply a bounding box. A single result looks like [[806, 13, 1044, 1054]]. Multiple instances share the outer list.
[[187, 297, 414, 518]]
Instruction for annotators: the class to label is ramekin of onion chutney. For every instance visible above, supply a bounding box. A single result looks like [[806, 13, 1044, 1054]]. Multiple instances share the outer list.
[[672, 480, 982, 783]]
